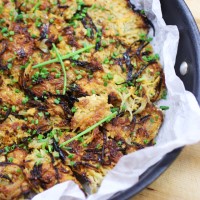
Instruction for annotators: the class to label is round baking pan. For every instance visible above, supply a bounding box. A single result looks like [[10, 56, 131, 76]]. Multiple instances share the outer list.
[[110, 0, 200, 199]]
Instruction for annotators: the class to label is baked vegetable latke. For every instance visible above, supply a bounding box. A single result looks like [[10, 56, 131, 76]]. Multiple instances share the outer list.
[[0, 0, 166, 198]]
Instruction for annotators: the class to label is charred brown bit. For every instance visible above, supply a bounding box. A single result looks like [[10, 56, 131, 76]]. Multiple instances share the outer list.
[[0, 40, 7, 56], [0, 0, 166, 198], [39, 24, 49, 40], [70, 59, 102, 72], [128, 1, 156, 35]]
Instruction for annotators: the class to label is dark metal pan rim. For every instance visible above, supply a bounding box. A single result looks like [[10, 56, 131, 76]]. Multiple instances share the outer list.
[[110, 0, 200, 199]]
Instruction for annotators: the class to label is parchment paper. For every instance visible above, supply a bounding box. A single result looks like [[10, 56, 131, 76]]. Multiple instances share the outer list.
[[33, 0, 200, 199]]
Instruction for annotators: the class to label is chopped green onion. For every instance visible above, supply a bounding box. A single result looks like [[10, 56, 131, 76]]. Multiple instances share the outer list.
[[96, 144, 101, 149], [160, 106, 169, 110], [38, 112, 43, 117], [107, 73, 113, 80], [16, 168, 21, 173], [45, 112, 50, 116], [36, 153, 42, 158], [11, 105, 16, 112], [140, 10, 145, 15], [78, 137, 83, 143], [136, 77, 145, 82], [56, 90, 60, 94], [22, 96, 29, 104], [49, 18, 54, 23], [8, 157, 13, 162], [0, 19, 5, 24], [31, 34, 37, 38], [9, 31, 15, 36], [4, 146, 10, 153], [15, 89, 20, 93], [1, 27, 8, 33], [58, 35, 63, 42], [7, 63, 12, 69], [86, 28, 91, 37], [103, 57, 110, 64], [104, 81, 108, 86], [150, 118, 155, 123], [38, 134, 44, 140], [68, 154, 74, 159], [91, 89, 96, 94], [76, 74, 82, 80], [117, 141, 122, 146], [161, 90, 167, 100], [48, 145, 53, 153], [3, 106, 8, 111], [54, 98, 60, 105], [142, 54, 160, 62], [35, 18, 42, 28], [111, 107, 119, 113], [70, 161, 75, 166], [53, 152, 60, 158], [143, 139, 149, 144], [71, 107, 77, 113]]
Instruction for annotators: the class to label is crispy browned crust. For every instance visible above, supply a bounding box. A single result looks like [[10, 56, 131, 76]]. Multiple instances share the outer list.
[[0, 149, 30, 199], [0, 0, 166, 198]]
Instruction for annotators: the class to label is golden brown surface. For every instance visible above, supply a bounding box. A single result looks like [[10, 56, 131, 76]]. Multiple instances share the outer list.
[[133, 1, 200, 199], [0, 0, 166, 199]]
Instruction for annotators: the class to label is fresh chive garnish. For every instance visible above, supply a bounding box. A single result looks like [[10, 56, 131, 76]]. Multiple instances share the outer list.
[[60, 111, 117, 147], [32, 45, 95, 69], [52, 43, 67, 95]]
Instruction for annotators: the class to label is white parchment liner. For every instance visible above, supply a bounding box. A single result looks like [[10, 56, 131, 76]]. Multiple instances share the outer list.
[[33, 0, 200, 199]]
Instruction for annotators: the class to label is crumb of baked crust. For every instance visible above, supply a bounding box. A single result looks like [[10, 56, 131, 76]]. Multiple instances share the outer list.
[[71, 94, 112, 131]]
